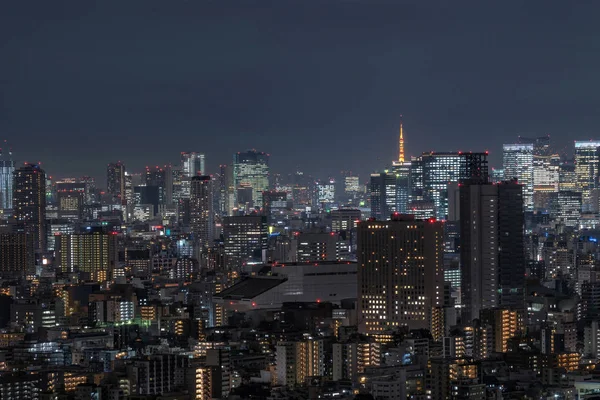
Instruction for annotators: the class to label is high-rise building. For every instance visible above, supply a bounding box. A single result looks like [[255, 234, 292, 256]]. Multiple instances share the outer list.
[[190, 176, 214, 248], [575, 141, 600, 212], [503, 144, 534, 211], [460, 180, 525, 323], [222, 215, 268, 271], [107, 162, 126, 203], [181, 152, 206, 199], [144, 165, 172, 205], [218, 164, 235, 216], [559, 163, 577, 192], [317, 180, 335, 209], [344, 176, 360, 194], [0, 233, 35, 277], [262, 191, 289, 225], [13, 164, 47, 251], [357, 214, 444, 333], [0, 148, 14, 211], [233, 150, 270, 207], [414, 152, 489, 220], [557, 191, 582, 228], [56, 229, 119, 281], [392, 161, 411, 213], [182, 152, 206, 178], [370, 171, 398, 220]]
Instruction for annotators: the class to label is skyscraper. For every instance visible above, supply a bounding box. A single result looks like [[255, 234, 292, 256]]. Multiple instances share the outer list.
[[0, 148, 14, 211], [219, 164, 234, 216], [181, 152, 206, 198], [190, 176, 214, 248], [574, 141, 600, 212], [502, 144, 534, 211], [518, 136, 559, 206], [107, 162, 126, 203], [13, 164, 47, 251], [369, 172, 398, 220], [357, 213, 444, 333], [413, 152, 489, 220], [144, 165, 172, 205], [222, 215, 268, 271], [460, 179, 525, 323], [233, 150, 270, 207]]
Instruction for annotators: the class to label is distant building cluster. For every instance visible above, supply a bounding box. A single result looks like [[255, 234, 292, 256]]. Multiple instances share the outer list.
[[0, 128, 599, 400]]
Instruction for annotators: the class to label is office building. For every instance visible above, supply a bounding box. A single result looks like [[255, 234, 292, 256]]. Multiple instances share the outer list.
[[262, 190, 289, 225], [0, 233, 35, 277], [182, 152, 206, 178], [180, 152, 206, 200], [370, 171, 399, 220], [56, 229, 119, 281], [392, 161, 411, 213], [557, 191, 582, 228], [559, 163, 577, 192], [503, 144, 534, 211], [575, 141, 600, 212], [317, 180, 335, 209], [190, 176, 214, 248], [344, 176, 360, 194], [107, 162, 126, 203], [56, 188, 84, 221], [294, 232, 341, 262], [0, 150, 14, 210], [218, 164, 235, 216], [414, 152, 489, 220], [13, 163, 47, 251], [144, 165, 172, 205], [233, 150, 270, 207], [460, 180, 525, 323], [357, 214, 444, 333], [222, 215, 268, 271]]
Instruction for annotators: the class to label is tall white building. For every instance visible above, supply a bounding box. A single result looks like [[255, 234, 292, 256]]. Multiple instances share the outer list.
[[503, 144, 534, 211], [181, 152, 206, 198]]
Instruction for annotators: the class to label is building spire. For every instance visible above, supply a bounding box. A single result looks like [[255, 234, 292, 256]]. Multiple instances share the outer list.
[[398, 116, 405, 163]]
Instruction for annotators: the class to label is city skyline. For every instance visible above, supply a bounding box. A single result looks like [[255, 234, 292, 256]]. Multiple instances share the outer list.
[[3, 1, 600, 182]]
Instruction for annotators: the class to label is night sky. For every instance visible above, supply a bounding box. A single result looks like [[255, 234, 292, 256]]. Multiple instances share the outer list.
[[2, 1, 600, 185]]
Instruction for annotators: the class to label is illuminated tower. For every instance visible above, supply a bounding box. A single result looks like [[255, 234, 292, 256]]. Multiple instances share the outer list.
[[399, 119, 405, 163]]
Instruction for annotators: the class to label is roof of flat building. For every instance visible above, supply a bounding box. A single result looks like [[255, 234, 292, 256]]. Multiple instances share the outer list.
[[215, 277, 286, 300]]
